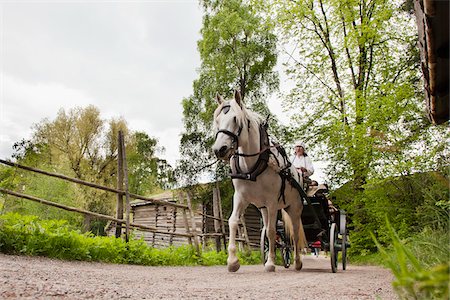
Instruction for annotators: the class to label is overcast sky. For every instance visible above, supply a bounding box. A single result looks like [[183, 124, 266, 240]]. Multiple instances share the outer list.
[[0, 0, 206, 167], [0, 0, 325, 181]]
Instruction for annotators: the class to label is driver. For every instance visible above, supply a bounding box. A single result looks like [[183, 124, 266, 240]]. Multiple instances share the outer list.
[[291, 141, 314, 182]]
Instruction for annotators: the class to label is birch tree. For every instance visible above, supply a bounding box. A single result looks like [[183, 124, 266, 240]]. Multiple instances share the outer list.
[[271, 0, 443, 188], [179, 0, 279, 183]]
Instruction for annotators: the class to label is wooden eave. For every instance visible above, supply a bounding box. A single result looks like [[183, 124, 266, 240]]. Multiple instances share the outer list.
[[414, 0, 449, 124]]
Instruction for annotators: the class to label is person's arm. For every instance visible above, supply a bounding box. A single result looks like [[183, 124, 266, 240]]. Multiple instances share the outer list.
[[305, 157, 314, 177]]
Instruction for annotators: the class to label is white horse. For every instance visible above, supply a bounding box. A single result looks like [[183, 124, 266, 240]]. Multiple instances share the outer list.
[[212, 91, 306, 272]]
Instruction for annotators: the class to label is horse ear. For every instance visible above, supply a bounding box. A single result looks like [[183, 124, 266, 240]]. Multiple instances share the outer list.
[[216, 93, 224, 104], [234, 90, 242, 106]]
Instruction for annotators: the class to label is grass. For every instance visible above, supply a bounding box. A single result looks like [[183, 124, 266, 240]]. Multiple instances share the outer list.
[[0, 212, 260, 266], [372, 219, 449, 299]]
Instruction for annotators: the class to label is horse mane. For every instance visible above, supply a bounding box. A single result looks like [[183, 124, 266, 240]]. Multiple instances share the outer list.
[[213, 99, 264, 132]]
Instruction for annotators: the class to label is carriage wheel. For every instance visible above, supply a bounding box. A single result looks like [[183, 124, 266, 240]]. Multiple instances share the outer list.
[[339, 211, 347, 271], [342, 229, 347, 270], [282, 244, 291, 268], [260, 230, 269, 264], [330, 222, 338, 273]]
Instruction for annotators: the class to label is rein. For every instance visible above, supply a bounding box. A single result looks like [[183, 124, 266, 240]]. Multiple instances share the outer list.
[[194, 158, 220, 173], [218, 121, 273, 182], [233, 144, 279, 157]]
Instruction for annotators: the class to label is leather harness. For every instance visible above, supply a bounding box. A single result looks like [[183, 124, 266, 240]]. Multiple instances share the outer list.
[[216, 119, 321, 227]]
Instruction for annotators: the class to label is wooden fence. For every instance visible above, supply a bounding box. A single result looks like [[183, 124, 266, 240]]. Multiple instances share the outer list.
[[0, 131, 259, 253]]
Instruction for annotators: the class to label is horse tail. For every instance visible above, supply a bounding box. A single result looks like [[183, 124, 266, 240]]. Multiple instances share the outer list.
[[281, 209, 307, 250]]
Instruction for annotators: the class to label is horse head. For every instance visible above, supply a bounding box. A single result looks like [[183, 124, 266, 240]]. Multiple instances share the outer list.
[[212, 91, 245, 160]]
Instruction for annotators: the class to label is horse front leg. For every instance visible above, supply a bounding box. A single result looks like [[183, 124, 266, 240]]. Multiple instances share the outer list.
[[227, 194, 247, 272], [264, 208, 277, 272]]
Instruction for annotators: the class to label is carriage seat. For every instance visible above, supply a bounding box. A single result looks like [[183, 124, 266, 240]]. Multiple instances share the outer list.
[[306, 184, 328, 197]]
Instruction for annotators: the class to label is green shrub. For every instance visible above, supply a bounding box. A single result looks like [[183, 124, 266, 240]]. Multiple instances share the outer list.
[[373, 219, 449, 299], [0, 212, 260, 267], [333, 171, 449, 257]]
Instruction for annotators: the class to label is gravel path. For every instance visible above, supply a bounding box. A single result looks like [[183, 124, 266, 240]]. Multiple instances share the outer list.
[[0, 253, 397, 299]]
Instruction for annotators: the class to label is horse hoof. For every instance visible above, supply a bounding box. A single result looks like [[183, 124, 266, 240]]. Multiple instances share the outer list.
[[264, 264, 276, 272], [295, 261, 303, 271], [228, 261, 240, 272]]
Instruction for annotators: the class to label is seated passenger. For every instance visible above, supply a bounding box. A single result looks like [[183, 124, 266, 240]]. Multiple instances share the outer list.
[[291, 141, 314, 186]]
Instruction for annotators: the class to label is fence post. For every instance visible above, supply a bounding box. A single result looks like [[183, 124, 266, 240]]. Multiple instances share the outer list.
[[216, 182, 227, 251], [119, 131, 131, 242], [240, 215, 251, 251], [186, 192, 200, 254], [179, 193, 193, 246], [212, 187, 222, 252], [115, 131, 124, 238]]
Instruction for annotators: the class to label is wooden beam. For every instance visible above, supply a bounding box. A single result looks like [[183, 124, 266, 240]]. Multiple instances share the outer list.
[[185, 192, 200, 254], [0, 159, 188, 210], [212, 187, 221, 252], [216, 183, 227, 251], [116, 131, 124, 238], [119, 131, 131, 242], [0, 188, 193, 238]]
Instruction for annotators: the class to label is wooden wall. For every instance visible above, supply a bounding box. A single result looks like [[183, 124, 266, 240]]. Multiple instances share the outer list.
[[131, 201, 203, 248], [130, 200, 263, 249], [243, 204, 262, 247]]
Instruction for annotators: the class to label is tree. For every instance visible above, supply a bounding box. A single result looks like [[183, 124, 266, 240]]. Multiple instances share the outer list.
[[270, 0, 447, 189], [127, 132, 174, 195], [268, 0, 450, 258], [178, 0, 279, 184], [3, 106, 172, 233]]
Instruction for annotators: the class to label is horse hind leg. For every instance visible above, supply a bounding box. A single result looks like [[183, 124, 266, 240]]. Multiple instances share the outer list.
[[282, 208, 305, 271]]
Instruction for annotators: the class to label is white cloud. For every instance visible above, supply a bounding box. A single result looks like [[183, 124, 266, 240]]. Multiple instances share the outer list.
[[0, 1, 202, 165]]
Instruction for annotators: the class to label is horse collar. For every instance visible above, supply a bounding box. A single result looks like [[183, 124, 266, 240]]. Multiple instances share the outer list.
[[230, 124, 271, 181]]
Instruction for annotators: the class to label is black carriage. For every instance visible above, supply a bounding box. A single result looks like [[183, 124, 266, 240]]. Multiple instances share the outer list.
[[261, 185, 349, 273]]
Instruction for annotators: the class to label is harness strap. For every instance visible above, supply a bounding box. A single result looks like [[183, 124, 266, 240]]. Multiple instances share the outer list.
[[230, 148, 270, 181], [278, 169, 322, 228], [215, 129, 241, 144], [230, 123, 271, 181]]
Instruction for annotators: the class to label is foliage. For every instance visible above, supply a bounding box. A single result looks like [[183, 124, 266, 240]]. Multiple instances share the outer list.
[[2, 106, 173, 233], [265, 0, 449, 190], [178, 0, 279, 185], [373, 219, 449, 299], [180, 180, 235, 219], [0, 212, 260, 266], [333, 171, 449, 256], [2, 174, 83, 226], [127, 132, 175, 194]]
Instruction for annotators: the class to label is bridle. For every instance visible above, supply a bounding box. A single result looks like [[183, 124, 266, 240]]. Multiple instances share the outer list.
[[214, 112, 278, 181], [215, 127, 242, 154], [215, 105, 273, 158], [213, 100, 313, 211]]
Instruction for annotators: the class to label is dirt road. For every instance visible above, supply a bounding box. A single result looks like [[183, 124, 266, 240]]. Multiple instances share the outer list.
[[0, 253, 397, 299]]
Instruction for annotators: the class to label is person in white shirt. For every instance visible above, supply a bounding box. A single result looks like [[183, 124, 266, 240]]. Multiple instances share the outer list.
[[291, 141, 314, 179]]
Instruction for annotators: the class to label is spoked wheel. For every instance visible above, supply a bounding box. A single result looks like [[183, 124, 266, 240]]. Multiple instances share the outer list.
[[282, 243, 291, 268], [330, 222, 338, 273], [339, 211, 348, 271], [342, 229, 347, 270], [260, 229, 269, 264]]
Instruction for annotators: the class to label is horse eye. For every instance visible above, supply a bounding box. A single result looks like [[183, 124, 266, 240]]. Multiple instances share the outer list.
[[222, 105, 230, 114]]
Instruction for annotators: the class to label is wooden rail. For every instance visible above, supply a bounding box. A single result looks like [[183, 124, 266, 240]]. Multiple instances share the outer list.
[[0, 159, 188, 210], [0, 188, 194, 238], [0, 156, 257, 251]]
